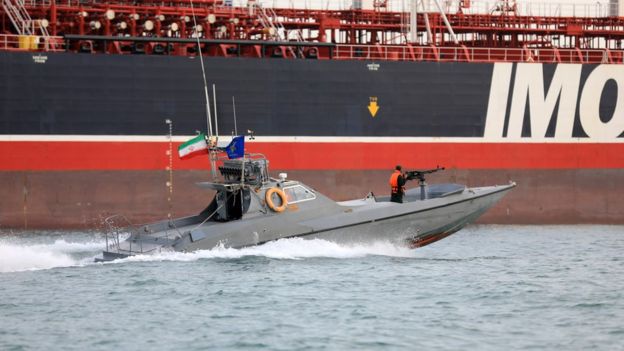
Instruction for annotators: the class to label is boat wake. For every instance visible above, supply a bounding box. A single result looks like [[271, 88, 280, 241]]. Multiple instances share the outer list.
[[121, 238, 418, 263], [0, 236, 416, 273], [0, 238, 106, 273]]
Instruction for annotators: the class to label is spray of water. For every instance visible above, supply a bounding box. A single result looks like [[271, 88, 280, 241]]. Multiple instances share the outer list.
[[0, 236, 415, 273], [122, 238, 417, 263], [0, 238, 106, 273]]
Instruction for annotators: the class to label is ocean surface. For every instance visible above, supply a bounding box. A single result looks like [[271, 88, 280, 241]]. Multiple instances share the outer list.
[[1, 225, 622, 350]]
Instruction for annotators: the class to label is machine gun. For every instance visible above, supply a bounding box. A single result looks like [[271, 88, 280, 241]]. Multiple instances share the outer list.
[[404, 166, 445, 200]]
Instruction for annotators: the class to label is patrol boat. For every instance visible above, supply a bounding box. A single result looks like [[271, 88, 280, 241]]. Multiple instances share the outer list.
[[97, 150, 515, 262]]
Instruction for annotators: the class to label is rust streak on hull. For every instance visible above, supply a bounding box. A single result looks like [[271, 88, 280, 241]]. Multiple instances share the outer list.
[[1, 169, 623, 229]]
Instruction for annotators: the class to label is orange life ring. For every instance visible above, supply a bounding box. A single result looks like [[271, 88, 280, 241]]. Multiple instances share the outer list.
[[265, 187, 288, 212]]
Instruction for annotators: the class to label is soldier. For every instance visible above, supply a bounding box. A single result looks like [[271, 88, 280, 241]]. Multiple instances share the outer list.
[[389, 165, 406, 203]]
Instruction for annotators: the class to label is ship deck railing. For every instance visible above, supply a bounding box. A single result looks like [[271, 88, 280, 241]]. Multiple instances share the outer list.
[[15, 0, 621, 19], [332, 44, 624, 64], [0, 33, 64, 52], [1, 33, 622, 64]]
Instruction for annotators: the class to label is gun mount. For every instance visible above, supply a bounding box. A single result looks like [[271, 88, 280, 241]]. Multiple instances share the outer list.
[[218, 154, 270, 186], [405, 166, 445, 200]]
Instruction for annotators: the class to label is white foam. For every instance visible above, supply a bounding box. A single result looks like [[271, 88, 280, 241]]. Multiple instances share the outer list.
[[1, 236, 416, 272], [0, 238, 107, 273], [118, 238, 416, 264], [0, 243, 76, 273]]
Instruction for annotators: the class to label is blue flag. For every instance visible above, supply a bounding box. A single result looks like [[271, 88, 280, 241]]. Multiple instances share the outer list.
[[225, 135, 245, 159]]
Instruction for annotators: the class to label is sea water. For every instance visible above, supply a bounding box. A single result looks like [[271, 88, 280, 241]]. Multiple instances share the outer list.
[[0, 226, 623, 350]]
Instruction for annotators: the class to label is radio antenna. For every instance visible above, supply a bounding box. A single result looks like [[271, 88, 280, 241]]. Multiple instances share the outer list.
[[232, 96, 238, 135], [213, 84, 219, 137], [189, 0, 213, 139]]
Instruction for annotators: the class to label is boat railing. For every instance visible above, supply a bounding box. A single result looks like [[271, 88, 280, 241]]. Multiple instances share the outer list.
[[103, 214, 142, 255]]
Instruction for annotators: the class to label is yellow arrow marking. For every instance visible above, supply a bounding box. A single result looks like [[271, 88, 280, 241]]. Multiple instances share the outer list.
[[368, 97, 380, 117]]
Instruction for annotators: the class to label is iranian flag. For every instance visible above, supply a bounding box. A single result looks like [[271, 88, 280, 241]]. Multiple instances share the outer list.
[[178, 133, 209, 160]]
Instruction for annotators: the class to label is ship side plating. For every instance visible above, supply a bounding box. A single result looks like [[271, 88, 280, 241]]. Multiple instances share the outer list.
[[1, 1, 623, 227]]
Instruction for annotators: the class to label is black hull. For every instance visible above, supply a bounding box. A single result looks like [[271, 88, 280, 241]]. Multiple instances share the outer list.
[[1, 51, 624, 227], [2, 51, 619, 138]]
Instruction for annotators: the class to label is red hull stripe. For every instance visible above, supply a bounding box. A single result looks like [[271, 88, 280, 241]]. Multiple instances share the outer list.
[[1, 141, 624, 170]]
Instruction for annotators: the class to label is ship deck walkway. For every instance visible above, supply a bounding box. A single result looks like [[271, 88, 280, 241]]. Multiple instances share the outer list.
[[2, 33, 622, 64]]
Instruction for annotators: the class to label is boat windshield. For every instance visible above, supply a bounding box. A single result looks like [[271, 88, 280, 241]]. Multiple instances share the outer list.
[[283, 185, 316, 204]]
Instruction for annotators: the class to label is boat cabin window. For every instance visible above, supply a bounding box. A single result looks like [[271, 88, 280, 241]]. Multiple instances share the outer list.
[[283, 185, 316, 204]]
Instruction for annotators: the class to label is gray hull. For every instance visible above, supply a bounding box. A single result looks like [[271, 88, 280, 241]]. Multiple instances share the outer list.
[[99, 178, 514, 262], [309, 186, 510, 247]]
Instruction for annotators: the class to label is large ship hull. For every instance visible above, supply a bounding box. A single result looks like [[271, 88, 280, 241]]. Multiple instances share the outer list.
[[1, 51, 623, 228]]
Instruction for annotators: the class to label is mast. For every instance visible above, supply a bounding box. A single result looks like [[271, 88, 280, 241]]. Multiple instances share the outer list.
[[213, 84, 219, 137], [189, 0, 217, 179], [232, 96, 238, 136]]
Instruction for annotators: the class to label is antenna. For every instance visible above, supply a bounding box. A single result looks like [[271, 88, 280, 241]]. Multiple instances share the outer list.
[[165, 119, 174, 220], [189, 0, 213, 139], [189, 0, 217, 179], [213, 84, 219, 136], [232, 96, 238, 135]]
